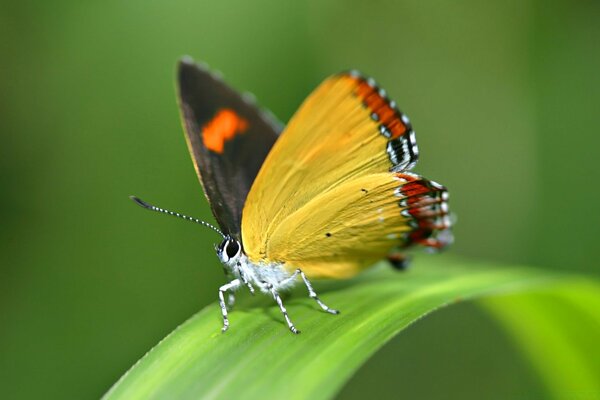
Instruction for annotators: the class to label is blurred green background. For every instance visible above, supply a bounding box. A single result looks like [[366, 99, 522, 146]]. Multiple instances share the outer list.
[[1, 0, 598, 399]]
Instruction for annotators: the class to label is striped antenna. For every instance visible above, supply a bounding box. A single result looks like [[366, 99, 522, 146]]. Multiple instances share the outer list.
[[130, 195, 225, 238]]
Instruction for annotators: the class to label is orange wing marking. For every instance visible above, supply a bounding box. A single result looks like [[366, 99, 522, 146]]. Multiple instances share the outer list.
[[395, 173, 452, 249], [343, 72, 419, 171], [202, 109, 248, 153], [348, 75, 408, 140]]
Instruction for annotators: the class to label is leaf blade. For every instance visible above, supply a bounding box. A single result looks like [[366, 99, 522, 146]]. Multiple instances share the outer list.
[[103, 257, 597, 400], [480, 280, 600, 399]]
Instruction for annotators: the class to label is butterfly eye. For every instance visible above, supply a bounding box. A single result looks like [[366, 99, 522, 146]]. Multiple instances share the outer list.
[[225, 240, 240, 258]]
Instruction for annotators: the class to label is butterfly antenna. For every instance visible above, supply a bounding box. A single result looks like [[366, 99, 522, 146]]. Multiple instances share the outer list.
[[129, 195, 225, 238]]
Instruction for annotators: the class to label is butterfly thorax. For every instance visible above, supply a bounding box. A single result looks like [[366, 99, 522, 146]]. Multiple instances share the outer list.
[[216, 237, 295, 293]]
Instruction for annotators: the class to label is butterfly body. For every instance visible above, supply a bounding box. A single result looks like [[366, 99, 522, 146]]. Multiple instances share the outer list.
[[132, 57, 452, 334], [217, 237, 294, 294], [214, 235, 338, 333]]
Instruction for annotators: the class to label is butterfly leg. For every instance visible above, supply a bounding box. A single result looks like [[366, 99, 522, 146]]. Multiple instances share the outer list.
[[236, 262, 255, 295], [297, 269, 340, 315], [219, 279, 241, 333], [227, 292, 236, 310], [267, 284, 300, 334]]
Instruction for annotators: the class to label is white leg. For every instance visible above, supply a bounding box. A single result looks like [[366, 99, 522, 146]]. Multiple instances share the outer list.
[[219, 279, 241, 333], [227, 292, 235, 309], [236, 262, 255, 294], [268, 284, 300, 334], [297, 269, 340, 315]]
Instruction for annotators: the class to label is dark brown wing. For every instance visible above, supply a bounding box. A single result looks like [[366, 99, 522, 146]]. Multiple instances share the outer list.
[[177, 57, 281, 239]]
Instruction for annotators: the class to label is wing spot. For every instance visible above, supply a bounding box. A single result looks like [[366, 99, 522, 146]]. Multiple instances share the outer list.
[[379, 124, 392, 138], [325, 232, 332, 237], [202, 109, 249, 153]]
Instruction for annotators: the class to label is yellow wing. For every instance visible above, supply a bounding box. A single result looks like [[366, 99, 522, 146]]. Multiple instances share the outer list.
[[241, 72, 451, 278]]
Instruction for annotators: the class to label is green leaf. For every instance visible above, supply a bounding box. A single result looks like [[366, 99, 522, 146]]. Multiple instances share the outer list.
[[103, 257, 600, 400], [480, 280, 600, 399]]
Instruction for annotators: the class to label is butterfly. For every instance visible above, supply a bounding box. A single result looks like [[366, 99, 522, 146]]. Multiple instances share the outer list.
[[131, 56, 452, 334]]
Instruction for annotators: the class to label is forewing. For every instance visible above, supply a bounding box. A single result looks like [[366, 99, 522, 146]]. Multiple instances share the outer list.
[[177, 58, 281, 238], [241, 72, 451, 278]]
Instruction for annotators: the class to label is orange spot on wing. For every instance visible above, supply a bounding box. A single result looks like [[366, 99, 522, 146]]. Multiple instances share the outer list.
[[202, 109, 248, 153], [348, 76, 408, 139]]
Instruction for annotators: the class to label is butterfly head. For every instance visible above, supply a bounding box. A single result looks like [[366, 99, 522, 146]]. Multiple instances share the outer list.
[[216, 236, 243, 268]]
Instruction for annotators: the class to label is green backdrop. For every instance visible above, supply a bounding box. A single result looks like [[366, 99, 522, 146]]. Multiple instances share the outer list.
[[1, 0, 598, 398]]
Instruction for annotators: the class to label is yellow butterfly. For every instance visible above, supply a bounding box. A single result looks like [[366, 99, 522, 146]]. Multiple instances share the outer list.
[[132, 57, 452, 334]]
